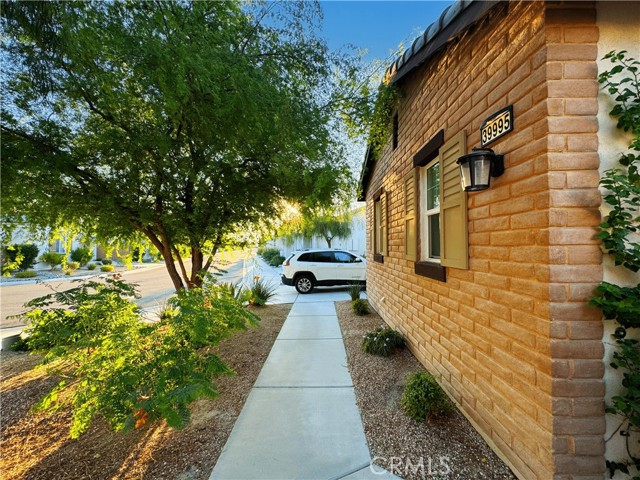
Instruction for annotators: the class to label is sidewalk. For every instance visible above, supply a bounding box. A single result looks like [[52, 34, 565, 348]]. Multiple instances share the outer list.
[[209, 296, 399, 479]]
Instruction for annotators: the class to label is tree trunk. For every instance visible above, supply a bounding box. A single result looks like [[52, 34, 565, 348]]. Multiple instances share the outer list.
[[161, 246, 185, 291], [191, 247, 204, 287], [326, 236, 332, 248]]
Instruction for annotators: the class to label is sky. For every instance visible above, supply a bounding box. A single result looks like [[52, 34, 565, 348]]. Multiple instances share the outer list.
[[319, 1, 454, 66]]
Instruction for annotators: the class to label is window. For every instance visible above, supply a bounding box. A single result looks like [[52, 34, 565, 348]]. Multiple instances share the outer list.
[[420, 159, 440, 261], [392, 113, 399, 150], [298, 253, 313, 262], [334, 251, 356, 263], [408, 130, 468, 280], [314, 251, 334, 263], [372, 190, 387, 262]]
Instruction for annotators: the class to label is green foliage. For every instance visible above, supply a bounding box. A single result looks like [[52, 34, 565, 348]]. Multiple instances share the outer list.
[[219, 282, 245, 302], [305, 213, 352, 248], [361, 325, 405, 356], [22, 276, 258, 438], [594, 51, 640, 479], [2, 245, 23, 276], [100, 265, 115, 272], [10, 336, 30, 351], [14, 270, 37, 278], [352, 298, 369, 316], [1, 1, 358, 291], [40, 252, 66, 270], [347, 283, 363, 301], [87, 263, 97, 270], [67, 261, 80, 271], [400, 371, 453, 422], [247, 278, 277, 306], [100, 259, 113, 265], [3, 243, 39, 271], [70, 247, 93, 266], [258, 248, 284, 266]]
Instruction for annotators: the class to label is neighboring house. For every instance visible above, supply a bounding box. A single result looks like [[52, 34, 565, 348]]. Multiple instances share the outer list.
[[272, 206, 367, 257], [360, 2, 639, 480]]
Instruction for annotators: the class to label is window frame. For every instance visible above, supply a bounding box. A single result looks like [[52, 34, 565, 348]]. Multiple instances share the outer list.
[[420, 157, 441, 263]]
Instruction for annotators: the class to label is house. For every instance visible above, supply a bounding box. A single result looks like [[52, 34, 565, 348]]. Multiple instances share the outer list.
[[359, 1, 639, 479]]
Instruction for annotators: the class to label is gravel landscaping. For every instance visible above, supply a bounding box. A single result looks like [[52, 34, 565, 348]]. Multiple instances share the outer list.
[[0, 303, 290, 480], [336, 300, 516, 480]]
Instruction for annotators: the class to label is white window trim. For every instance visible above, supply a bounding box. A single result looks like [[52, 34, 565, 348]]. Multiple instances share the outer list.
[[420, 158, 441, 263]]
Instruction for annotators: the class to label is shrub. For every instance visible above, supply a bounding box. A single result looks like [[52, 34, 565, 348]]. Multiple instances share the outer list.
[[347, 283, 363, 301], [400, 371, 453, 422], [40, 252, 66, 270], [351, 298, 369, 316], [70, 247, 93, 265], [67, 261, 80, 271], [101, 259, 113, 265], [247, 277, 277, 306], [268, 255, 285, 267], [3, 243, 39, 271], [361, 326, 405, 356], [258, 247, 281, 265], [220, 281, 245, 301], [87, 263, 97, 270], [14, 270, 37, 278], [20, 276, 258, 438], [10, 336, 30, 351], [101, 265, 115, 272]]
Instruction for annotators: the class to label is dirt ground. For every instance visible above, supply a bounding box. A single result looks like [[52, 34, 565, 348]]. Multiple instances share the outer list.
[[336, 300, 517, 480], [0, 303, 290, 480]]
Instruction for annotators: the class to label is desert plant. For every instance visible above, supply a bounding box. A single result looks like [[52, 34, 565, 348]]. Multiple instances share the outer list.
[[101, 258, 113, 265], [101, 265, 115, 272], [40, 252, 66, 270], [220, 281, 245, 301], [87, 263, 97, 270], [14, 270, 37, 278], [20, 275, 258, 438], [247, 278, 277, 306], [352, 298, 369, 316], [3, 243, 39, 271], [401, 371, 453, 422], [70, 247, 93, 266], [347, 283, 363, 301], [361, 325, 405, 356], [67, 261, 80, 271]]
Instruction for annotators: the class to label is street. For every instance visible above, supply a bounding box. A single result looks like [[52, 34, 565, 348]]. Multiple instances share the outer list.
[[0, 250, 251, 330]]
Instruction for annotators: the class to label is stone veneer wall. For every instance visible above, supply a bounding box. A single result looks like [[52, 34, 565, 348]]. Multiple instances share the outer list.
[[364, 2, 605, 478]]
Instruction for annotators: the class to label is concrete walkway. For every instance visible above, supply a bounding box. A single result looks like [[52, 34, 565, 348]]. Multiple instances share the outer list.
[[210, 296, 399, 480]]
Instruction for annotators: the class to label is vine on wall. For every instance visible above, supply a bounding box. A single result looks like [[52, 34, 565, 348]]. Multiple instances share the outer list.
[[591, 50, 640, 479]]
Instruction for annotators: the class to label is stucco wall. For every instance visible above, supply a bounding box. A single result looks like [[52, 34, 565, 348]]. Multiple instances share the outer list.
[[596, 0, 640, 472]]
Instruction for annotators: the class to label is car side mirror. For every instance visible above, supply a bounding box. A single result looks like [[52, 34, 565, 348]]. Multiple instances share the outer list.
[[354, 258, 362, 263]]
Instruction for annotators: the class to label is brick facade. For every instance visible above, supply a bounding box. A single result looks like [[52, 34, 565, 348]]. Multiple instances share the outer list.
[[364, 2, 604, 478]]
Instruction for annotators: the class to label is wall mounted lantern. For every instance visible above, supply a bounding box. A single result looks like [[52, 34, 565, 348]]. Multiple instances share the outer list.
[[456, 147, 504, 192]]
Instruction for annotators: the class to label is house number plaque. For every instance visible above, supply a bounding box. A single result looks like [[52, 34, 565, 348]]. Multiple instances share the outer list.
[[480, 105, 513, 147]]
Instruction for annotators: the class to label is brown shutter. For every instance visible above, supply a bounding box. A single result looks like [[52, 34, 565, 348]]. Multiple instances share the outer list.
[[404, 170, 418, 261], [439, 131, 468, 269]]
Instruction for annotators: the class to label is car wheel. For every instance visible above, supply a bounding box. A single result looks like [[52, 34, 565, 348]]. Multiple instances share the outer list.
[[295, 275, 314, 294]]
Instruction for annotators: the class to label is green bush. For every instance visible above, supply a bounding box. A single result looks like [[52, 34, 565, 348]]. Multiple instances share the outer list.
[[351, 298, 369, 316], [267, 255, 285, 267], [220, 281, 245, 301], [14, 270, 37, 278], [258, 247, 281, 265], [3, 243, 39, 271], [87, 263, 97, 270], [247, 278, 277, 306], [40, 252, 66, 270], [70, 247, 93, 265], [361, 326, 405, 356], [20, 276, 258, 439], [10, 336, 30, 351], [401, 371, 453, 422], [347, 283, 363, 301], [101, 265, 115, 272], [101, 259, 113, 265], [67, 261, 80, 271]]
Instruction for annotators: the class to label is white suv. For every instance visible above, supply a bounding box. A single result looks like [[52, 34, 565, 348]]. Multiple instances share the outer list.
[[281, 249, 366, 294]]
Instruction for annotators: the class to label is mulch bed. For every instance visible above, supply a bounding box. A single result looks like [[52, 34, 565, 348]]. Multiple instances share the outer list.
[[336, 300, 516, 480], [0, 303, 290, 480]]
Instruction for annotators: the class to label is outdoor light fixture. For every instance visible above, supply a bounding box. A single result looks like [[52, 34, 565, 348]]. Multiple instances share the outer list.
[[456, 147, 504, 192]]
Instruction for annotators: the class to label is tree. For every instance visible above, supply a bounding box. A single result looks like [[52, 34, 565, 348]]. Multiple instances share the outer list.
[[305, 212, 353, 248], [1, 1, 355, 290]]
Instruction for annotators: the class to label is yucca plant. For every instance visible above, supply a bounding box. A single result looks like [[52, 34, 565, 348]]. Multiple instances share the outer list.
[[247, 278, 277, 306], [347, 283, 363, 301]]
